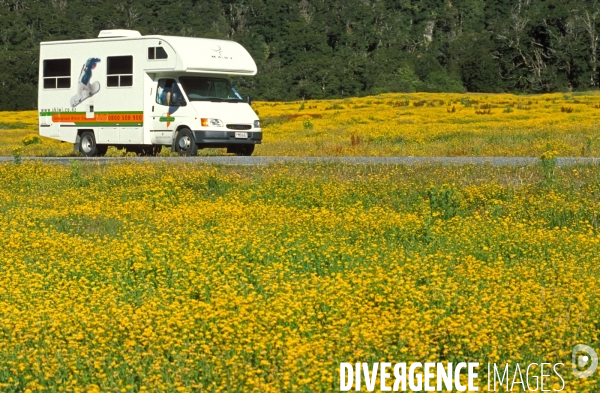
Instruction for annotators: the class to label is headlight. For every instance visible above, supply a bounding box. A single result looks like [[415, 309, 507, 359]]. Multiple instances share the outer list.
[[254, 120, 261, 129], [201, 118, 223, 127]]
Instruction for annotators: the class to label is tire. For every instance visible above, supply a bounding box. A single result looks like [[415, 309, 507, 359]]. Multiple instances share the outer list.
[[174, 129, 198, 156], [79, 131, 103, 157], [234, 144, 255, 156]]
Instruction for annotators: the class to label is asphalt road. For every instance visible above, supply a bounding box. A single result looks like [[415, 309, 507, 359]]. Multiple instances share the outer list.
[[0, 156, 598, 166]]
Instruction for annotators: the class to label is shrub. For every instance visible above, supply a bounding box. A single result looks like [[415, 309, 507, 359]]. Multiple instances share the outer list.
[[540, 150, 558, 186], [12, 147, 22, 164], [423, 72, 465, 93], [22, 134, 42, 146], [427, 186, 462, 219], [371, 65, 422, 94]]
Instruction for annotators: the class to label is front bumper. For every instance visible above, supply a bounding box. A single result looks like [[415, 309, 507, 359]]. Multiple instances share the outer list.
[[192, 130, 262, 147]]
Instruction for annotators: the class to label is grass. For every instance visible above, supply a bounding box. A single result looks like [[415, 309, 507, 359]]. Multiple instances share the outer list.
[[2, 91, 600, 392], [4, 91, 600, 157], [0, 160, 599, 391], [254, 92, 600, 156]]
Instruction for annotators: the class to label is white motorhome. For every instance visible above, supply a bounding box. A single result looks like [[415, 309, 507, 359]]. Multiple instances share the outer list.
[[38, 29, 261, 156]]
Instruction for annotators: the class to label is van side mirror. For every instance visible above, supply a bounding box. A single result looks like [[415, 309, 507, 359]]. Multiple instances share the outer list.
[[247, 96, 252, 105], [171, 92, 186, 106]]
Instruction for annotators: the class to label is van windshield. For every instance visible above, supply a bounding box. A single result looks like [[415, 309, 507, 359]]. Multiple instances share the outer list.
[[179, 77, 243, 102]]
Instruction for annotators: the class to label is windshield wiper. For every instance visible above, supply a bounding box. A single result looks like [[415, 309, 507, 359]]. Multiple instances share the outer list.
[[190, 97, 242, 103], [208, 98, 242, 103]]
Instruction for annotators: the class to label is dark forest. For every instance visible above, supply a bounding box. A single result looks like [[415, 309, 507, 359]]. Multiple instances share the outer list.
[[2, 0, 600, 109]]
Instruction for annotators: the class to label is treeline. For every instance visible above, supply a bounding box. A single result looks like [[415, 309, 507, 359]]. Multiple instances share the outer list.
[[2, 0, 600, 110]]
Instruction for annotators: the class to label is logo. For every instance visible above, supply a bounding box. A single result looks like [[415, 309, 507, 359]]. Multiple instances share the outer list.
[[572, 344, 598, 378], [339, 346, 599, 391], [212, 45, 222, 57], [211, 45, 233, 60], [159, 112, 175, 127]]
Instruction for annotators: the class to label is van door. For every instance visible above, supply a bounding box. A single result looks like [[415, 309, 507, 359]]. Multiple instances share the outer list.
[[152, 78, 183, 144]]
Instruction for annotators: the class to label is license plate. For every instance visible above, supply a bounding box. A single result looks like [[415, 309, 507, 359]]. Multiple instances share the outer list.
[[235, 132, 248, 139]]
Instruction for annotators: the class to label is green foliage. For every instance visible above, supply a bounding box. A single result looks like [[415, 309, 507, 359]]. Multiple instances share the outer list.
[[427, 186, 462, 219], [540, 151, 558, 186], [0, 122, 29, 130], [423, 72, 465, 93], [451, 33, 500, 92], [3, 0, 600, 108], [371, 64, 422, 94], [22, 135, 42, 146], [12, 148, 22, 165], [205, 175, 232, 197], [69, 160, 88, 187], [414, 54, 446, 83]]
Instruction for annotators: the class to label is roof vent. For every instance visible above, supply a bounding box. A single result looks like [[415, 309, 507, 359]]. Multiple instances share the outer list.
[[98, 30, 142, 38]]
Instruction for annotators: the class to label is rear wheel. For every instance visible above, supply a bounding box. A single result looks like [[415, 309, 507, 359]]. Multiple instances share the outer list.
[[233, 144, 255, 156], [79, 131, 105, 157], [175, 129, 198, 156]]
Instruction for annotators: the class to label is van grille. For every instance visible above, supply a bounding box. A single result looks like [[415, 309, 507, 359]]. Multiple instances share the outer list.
[[226, 124, 252, 130]]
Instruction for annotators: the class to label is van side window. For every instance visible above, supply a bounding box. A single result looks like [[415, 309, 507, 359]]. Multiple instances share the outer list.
[[43, 59, 71, 89], [107, 56, 133, 87], [148, 47, 168, 60], [156, 79, 186, 107]]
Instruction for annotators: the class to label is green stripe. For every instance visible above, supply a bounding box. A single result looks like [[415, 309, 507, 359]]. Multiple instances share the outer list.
[[73, 122, 144, 127]]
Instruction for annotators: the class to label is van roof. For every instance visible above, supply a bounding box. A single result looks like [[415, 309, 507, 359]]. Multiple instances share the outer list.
[[40, 31, 257, 76], [164, 36, 257, 76]]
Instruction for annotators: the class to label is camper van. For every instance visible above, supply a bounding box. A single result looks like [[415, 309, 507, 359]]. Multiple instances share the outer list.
[[38, 30, 261, 156]]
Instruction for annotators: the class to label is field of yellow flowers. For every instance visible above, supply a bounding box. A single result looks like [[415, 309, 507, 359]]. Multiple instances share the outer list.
[[255, 92, 600, 157], [3, 91, 600, 157], [1, 159, 599, 392]]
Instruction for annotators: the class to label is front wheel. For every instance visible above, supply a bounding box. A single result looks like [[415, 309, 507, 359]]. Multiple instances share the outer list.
[[175, 129, 198, 156], [79, 131, 105, 157], [234, 144, 255, 156]]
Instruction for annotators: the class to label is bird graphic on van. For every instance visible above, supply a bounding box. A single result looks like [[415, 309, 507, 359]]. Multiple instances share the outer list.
[[211, 45, 232, 60], [70, 57, 101, 108]]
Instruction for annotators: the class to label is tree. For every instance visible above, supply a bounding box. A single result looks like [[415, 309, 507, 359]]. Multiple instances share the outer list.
[[574, 1, 600, 88], [2, 0, 600, 109], [451, 32, 501, 92]]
